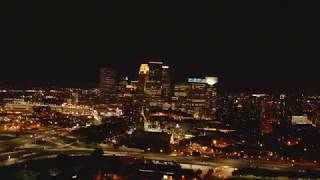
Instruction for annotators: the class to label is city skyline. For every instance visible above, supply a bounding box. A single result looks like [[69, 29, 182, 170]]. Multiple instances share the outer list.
[[0, 59, 319, 93], [2, 4, 320, 179]]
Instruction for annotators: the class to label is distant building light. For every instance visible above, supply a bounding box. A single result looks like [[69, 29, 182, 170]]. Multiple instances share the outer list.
[[252, 94, 266, 98], [213, 140, 217, 145], [162, 65, 169, 69], [280, 94, 286, 100], [188, 77, 218, 85], [205, 76, 218, 85], [292, 115, 312, 125], [148, 61, 163, 64], [139, 64, 150, 74], [188, 78, 206, 84]]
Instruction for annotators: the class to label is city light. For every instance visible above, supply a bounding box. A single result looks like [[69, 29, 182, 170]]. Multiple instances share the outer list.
[[1, 5, 320, 180], [205, 76, 218, 85], [139, 64, 150, 74]]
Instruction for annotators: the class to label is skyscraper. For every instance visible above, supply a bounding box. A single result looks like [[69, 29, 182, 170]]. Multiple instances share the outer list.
[[279, 94, 290, 126], [138, 64, 150, 93], [137, 60, 171, 107], [161, 65, 170, 98], [172, 83, 190, 112], [260, 100, 280, 135], [148, 61, 163, 82], [100, 67, 116, 103], [144, 61, 163, 99], [146, 61, 171, 97], [172, 76, 218, 120]]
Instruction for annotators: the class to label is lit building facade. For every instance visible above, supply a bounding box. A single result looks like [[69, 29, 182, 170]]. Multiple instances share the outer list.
[[260, 100, 280, 135], [291, 115, 312, 125], [145, 61, 164, 98], [161, 65, 170, 98], [138, 64, 150, 93], [172, 83, 190, 112], [100, 67, 116, 103], [137, 61, 171, 107], [279, 94, 291, 126], [172, 76, 218, 120]]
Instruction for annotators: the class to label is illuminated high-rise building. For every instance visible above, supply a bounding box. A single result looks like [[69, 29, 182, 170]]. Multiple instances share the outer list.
[[172, 83, 190, 112], [172, 76, 218, 120], [161, 65, 170, 98], [116, 76, 129, 98], [147, 61, 171, 97], [137, 60, 171, 107], [148, 61, 163, 81], [260, 100, 280, 135], [100, 67, 116, 103], [279, 94, 291, 126], [144, 63, 163, 107], [138, 64, 150, 93]]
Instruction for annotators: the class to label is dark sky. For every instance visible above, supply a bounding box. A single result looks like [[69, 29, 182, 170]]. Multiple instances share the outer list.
[[1, 2, 320, 92]]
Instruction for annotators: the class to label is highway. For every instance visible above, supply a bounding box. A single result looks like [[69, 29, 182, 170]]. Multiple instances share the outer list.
[[1, 143, 320, 172], [1, 130, 320, 176]]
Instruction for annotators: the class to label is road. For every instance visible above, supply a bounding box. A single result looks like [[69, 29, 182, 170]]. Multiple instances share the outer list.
[[1, 130, 320, 174], [1, 143, 320, 172]]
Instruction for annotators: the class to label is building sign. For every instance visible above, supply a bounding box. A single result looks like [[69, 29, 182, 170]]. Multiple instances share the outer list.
[[188, 76, 218, 85]]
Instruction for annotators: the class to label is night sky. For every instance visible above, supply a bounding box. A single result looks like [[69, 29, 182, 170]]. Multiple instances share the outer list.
[[1, 2, 320, 92]]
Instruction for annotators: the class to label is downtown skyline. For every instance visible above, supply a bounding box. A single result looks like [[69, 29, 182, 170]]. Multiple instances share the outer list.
[[2, 3, 320, 179], [0, 58, 318, 93]]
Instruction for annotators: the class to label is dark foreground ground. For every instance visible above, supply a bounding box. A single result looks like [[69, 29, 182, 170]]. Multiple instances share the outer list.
[[1, 154, 320, 180]]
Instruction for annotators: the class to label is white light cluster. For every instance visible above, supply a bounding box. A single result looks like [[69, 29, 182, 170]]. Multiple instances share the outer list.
[[188, 76, 218, 85]]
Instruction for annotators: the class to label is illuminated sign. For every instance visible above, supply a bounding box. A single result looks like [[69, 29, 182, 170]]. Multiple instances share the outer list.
[[148, 61, 163, 65], [188, 78, 207, 83], [188, 77, 218, 85], [205, 77, 218, 85], [162, 66, 169, 69]]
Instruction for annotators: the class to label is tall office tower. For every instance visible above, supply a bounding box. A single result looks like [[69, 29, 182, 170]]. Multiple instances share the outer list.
[[138, 64, 150, 93], [117, 76, 129, 98], [147, 61, 171, 97], [260, 100, 280, 135], [148, 61, 163, 81], [172, 83, 190, 112], [161, 65, 171, 98], [100, 67, 116, 103], [145, 61, 168, 107], [205, 77, 218, 118], [172, 77, 218, 120], [137, 61, 171, 108], [187, 81, 208, 119], [279, 94, 290, 126]]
